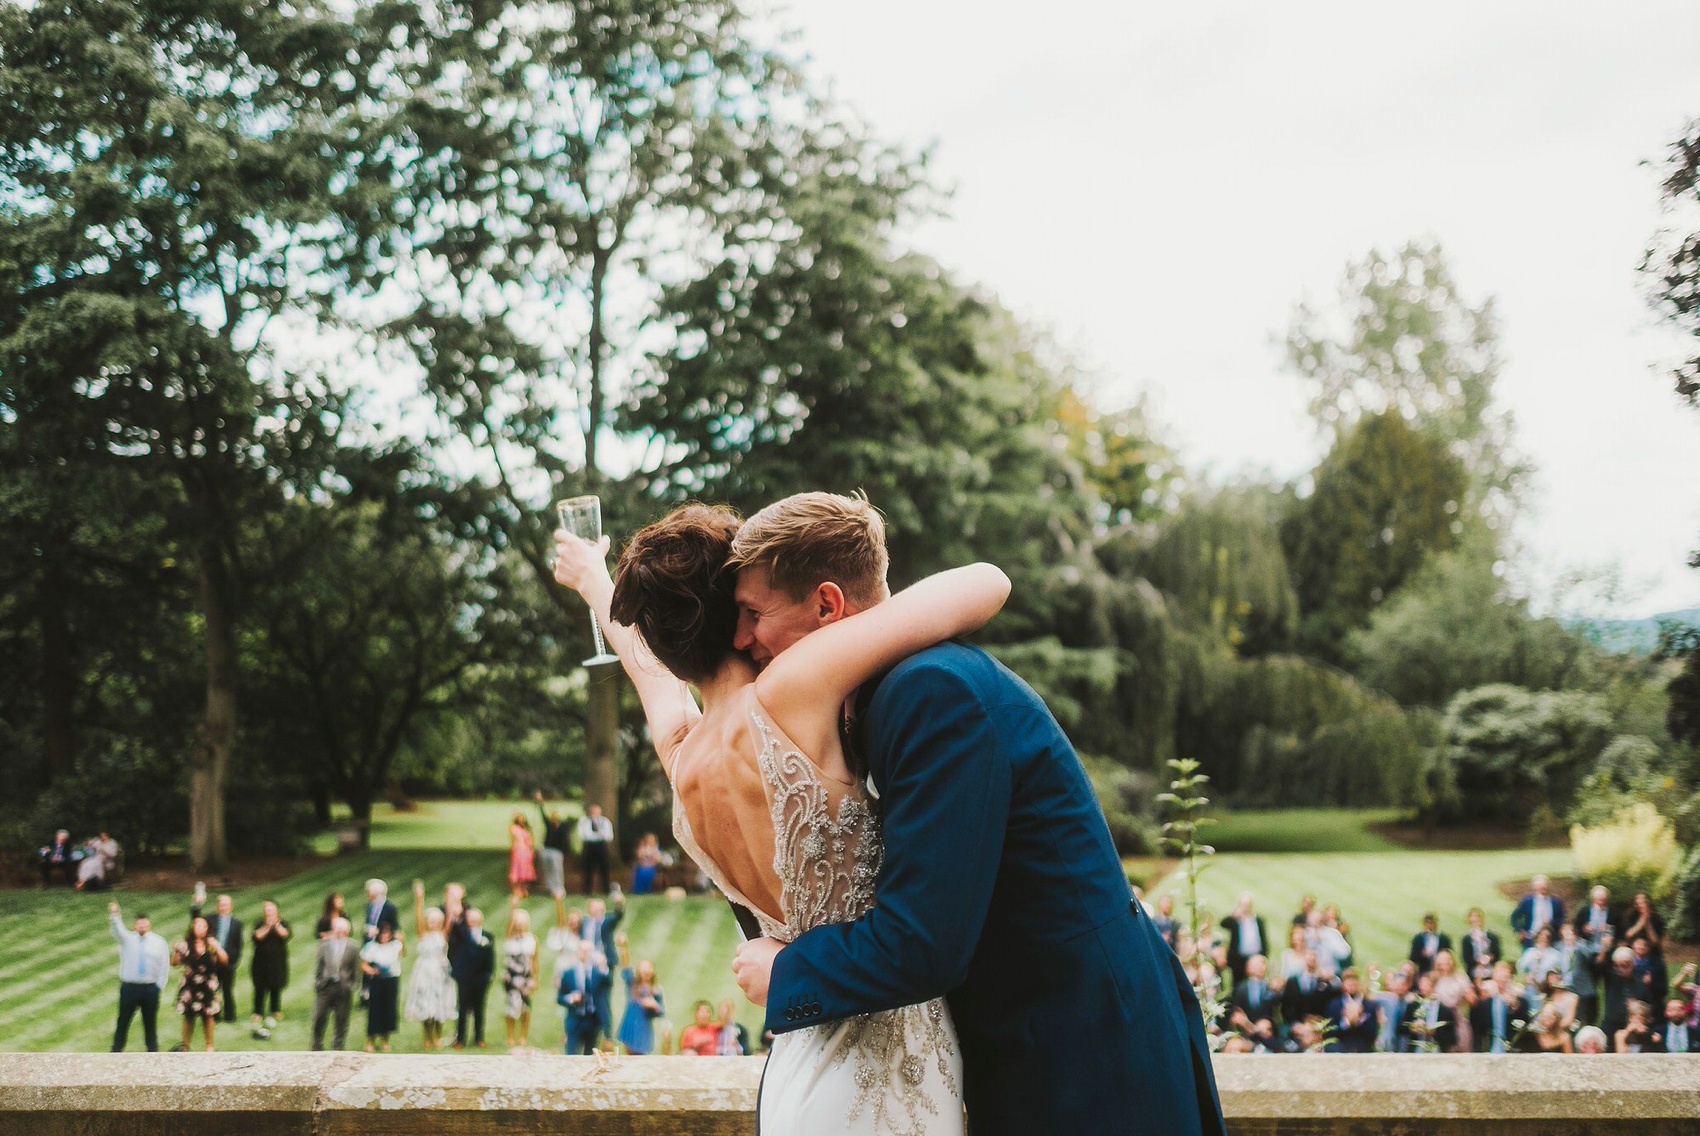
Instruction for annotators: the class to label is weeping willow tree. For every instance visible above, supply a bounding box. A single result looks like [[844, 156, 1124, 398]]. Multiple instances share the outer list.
[[1038, 488, 1434, 809], [1115, 485, 1299, 657]]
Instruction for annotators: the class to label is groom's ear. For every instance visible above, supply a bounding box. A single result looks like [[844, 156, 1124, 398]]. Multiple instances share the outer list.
[[813, 581, 851, 625]]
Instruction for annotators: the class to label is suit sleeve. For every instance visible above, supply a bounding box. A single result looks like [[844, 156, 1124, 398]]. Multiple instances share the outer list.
[[765, 660, 1011, 1035]]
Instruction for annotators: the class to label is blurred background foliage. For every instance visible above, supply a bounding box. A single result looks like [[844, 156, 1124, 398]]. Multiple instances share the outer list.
[[2, 0, 1698, 880]]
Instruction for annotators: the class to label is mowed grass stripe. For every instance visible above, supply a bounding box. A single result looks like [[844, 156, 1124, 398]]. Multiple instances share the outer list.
[[8, 975, 136, 1050], [1, 954, 119, 1019]]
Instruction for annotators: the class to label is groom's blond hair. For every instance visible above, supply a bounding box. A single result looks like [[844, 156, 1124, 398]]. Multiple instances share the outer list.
[[728, 492, 889, 608]]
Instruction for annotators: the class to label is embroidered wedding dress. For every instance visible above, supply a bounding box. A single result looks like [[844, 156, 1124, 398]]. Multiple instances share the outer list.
[[672, 693, 965, 1136]]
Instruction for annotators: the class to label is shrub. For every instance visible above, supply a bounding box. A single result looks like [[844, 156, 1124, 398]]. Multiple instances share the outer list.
[[1671, 845, 1700, 940], [1082, 755, 1161, 856], [1567, 735, 1684, 831], [1570, 803, 1679, 903], [1422, 684, 1613, 826]]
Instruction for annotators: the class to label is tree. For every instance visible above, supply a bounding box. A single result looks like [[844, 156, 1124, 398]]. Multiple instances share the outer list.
[[1281, 410, 1468, 661], [1285, 240, 1529, 531], [245, 467, 515, 845], [1646, 117, 1700, 416], [1347, 541, 1588, 707], [381, 0, 945, 820], [1659, 623, 1700, 753], [1423, 684, 1614, 826], [1644, 116, 1700, 778], [1130, 486, 1298, 656], [0, 0, 428, 867]]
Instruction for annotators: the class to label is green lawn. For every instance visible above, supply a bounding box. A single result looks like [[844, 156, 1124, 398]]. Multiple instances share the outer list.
[[1150, 847, 1575, 977], [0, 846, 748, 1054], [1205, 808, 1407, 854], [307, 798, 584, 855]]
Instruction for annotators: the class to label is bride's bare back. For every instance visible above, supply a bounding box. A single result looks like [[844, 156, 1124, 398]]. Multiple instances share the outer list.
[[668, 689, 781, 920], [670, 686, 867, 934]]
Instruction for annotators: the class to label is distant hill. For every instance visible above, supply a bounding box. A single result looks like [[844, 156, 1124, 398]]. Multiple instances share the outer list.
[[1565, 608, 1700, 655]]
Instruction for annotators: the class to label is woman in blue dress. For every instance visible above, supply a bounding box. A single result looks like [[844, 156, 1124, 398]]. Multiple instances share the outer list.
[[616, 943, 665, 1055]]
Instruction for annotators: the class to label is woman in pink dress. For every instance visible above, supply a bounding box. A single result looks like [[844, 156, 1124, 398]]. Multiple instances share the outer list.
[[1430, 949, 1477, 1052], [509, 813, 538, 901]]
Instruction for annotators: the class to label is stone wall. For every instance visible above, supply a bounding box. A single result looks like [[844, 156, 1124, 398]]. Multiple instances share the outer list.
[[2, 1053, 1698, 1135]]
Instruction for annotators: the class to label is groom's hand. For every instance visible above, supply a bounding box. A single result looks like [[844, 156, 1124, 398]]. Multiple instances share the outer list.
[[732, 937, 784, 1006]]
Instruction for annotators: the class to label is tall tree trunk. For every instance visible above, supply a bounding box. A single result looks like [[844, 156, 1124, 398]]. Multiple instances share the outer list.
[[586, 658, 621, 874], [347, 791, 373, 851], [38, 550, 76, 787], [309, 782, 333, 826], [578, 246, 620, 844], [189, 533, 237, 872], [584, 247, 608, 480]]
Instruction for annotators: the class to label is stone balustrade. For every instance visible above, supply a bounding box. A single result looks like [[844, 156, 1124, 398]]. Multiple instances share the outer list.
[[2, 1052, 1698, 1135]]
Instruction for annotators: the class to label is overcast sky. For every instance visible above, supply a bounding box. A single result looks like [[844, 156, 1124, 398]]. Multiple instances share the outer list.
[[762, 0, 1700, 617]]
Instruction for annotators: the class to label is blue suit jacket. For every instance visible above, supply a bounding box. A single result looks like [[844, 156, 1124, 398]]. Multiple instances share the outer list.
[[1511, 895, 1566, 945], [765, 643, 1225, 1136], [557, 964, 606, 1036]]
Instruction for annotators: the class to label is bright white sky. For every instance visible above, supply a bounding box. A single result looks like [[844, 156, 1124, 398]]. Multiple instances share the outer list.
[[763, 0, 1700, 617]]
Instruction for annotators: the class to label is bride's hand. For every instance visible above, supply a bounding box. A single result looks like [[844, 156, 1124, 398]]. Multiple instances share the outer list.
[[553, 531, 612, 594], [732, 937, 784, 1006]]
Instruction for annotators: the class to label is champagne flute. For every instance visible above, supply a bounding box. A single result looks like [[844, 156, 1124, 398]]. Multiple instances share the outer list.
[[556, 495, 622, 667]]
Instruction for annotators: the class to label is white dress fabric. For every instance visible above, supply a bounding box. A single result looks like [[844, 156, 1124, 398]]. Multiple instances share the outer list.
[[672, 697, 964, 1136], [404, 931, 457, 1023]]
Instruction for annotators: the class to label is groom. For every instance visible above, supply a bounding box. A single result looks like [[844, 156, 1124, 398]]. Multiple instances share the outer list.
[[729, 493, 1224, 1136]]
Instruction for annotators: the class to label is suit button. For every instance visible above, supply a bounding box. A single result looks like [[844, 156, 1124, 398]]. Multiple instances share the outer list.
[[784, 1008, 796, 1022], [810, 1002, 821, 1015]]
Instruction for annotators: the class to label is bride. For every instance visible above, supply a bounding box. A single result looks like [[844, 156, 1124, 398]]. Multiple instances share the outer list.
[[553, 503, 1008, 1136]]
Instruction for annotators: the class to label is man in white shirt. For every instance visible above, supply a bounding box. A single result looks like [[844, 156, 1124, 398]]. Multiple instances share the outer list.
[[109, 902, 170, 1052], [1578, 886, 1616, 941], [1225, 894, 1267, 984], [580, 895, 624, 1044], [1512, 875, 1565, 950], [577, 804, 614, 894], [1663, 999, 1694, 1053]]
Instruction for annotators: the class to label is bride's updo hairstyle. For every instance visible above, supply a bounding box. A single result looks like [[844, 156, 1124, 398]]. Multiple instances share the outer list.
[[609, 504, 743, 685]]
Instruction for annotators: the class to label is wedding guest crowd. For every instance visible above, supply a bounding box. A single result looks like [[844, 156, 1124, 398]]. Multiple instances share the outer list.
[[93, 842, 1696, 1062], [1167, 883, 1697, 1056]]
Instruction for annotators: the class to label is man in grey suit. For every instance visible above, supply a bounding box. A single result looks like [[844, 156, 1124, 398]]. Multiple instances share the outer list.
[[311, 917, 360, 1051]]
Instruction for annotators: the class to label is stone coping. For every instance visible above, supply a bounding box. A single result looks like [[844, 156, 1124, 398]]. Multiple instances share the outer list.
[[1, 1053, 1697, 1134]]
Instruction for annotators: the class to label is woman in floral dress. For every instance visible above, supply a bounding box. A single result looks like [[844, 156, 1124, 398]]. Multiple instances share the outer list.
[[173, 915, 227, 1051], [501, 906, 539, 1048]]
